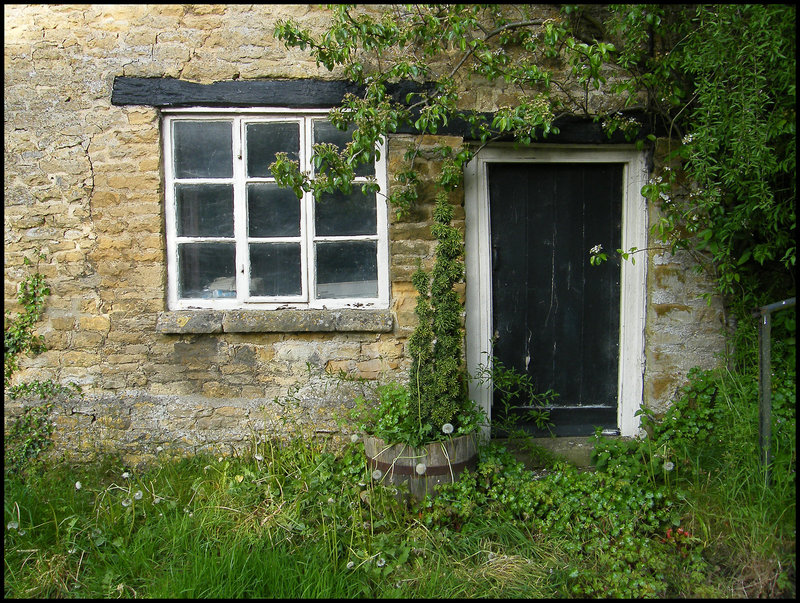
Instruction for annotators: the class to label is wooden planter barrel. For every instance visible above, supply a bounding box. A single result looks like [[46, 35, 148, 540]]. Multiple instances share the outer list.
[[363, 433, 478, 500]]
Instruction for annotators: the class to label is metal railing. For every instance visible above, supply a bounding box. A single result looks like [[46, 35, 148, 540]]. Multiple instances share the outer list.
[[753, 297, 796, 486]]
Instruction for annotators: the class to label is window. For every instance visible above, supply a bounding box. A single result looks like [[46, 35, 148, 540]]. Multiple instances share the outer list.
[[162, 110, 389, 310]]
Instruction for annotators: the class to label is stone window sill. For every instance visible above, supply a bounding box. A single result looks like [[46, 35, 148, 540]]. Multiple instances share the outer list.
[[156, 309, 393, 334]]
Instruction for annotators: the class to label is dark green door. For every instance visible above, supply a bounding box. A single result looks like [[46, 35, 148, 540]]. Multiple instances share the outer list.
[[489, 163, 623, 436]]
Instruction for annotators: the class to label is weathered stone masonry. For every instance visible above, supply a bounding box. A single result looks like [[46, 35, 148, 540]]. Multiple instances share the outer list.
[[4, 4, 726, 465]]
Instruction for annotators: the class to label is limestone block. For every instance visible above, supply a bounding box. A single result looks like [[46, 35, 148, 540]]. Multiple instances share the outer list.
[[201, 382, 240, 398], [79, 315, 111, 332]]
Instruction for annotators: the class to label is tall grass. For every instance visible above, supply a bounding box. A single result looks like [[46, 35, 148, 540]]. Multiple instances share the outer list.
[[677, 364, 796, 597], [4, 342, 795, 598], [3, 440, 558, 598]]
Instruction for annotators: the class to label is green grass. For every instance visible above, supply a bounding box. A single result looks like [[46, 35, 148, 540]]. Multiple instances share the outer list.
[[4, 358, 796, 598]]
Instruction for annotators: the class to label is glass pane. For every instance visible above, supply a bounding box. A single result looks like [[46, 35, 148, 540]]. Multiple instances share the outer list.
[[313, 120, 374, 178], [173, 121, 232, 179], [250, 243, 302, 297], [315, 188, 376, 236], [246, 122, 300, 178], [178, 242, 236, 299], [248, 183, 301, 238], [176, 184, 234, 237], [316, 241, 378, 299]]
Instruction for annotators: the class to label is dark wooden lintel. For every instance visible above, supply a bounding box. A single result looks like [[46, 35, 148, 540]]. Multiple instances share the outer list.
[[111, 76, 652, 143]]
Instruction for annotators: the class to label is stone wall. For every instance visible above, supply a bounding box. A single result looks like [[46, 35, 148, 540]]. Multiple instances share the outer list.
[[4, 4, 726, 465], [643, 140, 729, 415]]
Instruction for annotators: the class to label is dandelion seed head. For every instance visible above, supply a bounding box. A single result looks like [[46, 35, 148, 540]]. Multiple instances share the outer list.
[[8, 521, 20, 531], [663, 461, 675, 471], [122, 498, 132, 507], [121, 471, 130, 479], [347, 561, 355, 569], [133, 490, 143, 500], [75, 481, 82, 490], [154, 497, 162, 504], [442, 423, 454, 435], [372, 469, 382, 480]]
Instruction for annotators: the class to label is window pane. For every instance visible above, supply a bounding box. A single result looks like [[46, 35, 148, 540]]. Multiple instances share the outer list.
[[315, 188, 376, 236], [248, 183, 301, 238], [176, 184, 234, 237], [173, 121, 232, 179], [316, 241, 378, 299], [250, 243, 302, 296], [313, 120, 374, 178], [246, 122, 300, 178], [178, 242, 236, 299]]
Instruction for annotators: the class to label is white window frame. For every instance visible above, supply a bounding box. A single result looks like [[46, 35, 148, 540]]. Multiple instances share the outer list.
[[464, 145, 648, 438], [162, 108, 389, 311]]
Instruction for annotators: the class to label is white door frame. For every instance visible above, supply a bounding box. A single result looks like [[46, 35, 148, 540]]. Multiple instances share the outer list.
[[464, 145, 648, 439]]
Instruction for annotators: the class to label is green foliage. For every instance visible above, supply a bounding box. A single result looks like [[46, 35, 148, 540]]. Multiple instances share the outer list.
[[4, 403, 55, 477], [589, 337, 796, 598], [611, 4, 796, 303], [474, 356, 556, 438], [351, 382, 422, 447], [271, 4, 653, 218], [406, 191, 475, 441], [4, 397, 794, 599], [426, 443, 709, 598], [4, 255, 49, 388], [272, 4, 795, 316], [4, 254, 81, 476]]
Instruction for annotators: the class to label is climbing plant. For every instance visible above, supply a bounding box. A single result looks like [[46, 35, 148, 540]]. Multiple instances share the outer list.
[[611, 4, 796, 309], [5, 255, 49, 389], [4, 253, 79, 475], [270, 3, 795, 316]]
